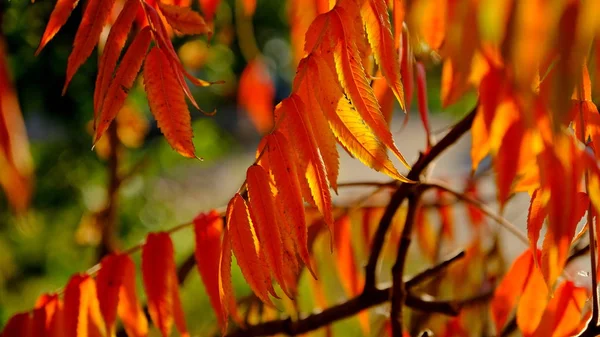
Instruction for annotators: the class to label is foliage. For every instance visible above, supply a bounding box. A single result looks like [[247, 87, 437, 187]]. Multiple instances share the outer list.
[[2, 0, 600, 336]]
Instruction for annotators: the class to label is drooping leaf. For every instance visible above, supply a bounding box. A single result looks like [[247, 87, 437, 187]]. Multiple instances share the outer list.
[[96, 254, 128, 334], [226, 193, 274, 306], [494, 120, 525, 207], [141, 232, 189, 337], [327, 6, 410, 168], [116, 256, 148, 337], [264, 131, 315, 277], [193, 210, 227, 331], [144, 47, 196, 158], [33, 294, 62, 337], [94, 0, 140, 116], [238, 58, 275, 134], [490, 249, 536, 333], [361, 0, 405, 109], [246, 164, 290, 297], [516, 257, 548, 336], [63, 0, 117, 94], [63, 274, 105, 337], [531, 281, 590, 337], [295, 57, 340, 192], [35, 0, 80, 55], [158, 1, 212, 36], [94, 27, 152, 143], [309, 55, 407, 181], [275, 95, 334, 231]]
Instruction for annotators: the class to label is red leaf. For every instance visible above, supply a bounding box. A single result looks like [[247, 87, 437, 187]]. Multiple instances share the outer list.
[[63, 0, 117, 94], [198, 0, 221, 22], [141, 232, 189, 337], [193, 210, 226, 330], [158, 1, 211, 36], [415, 61, 432, 149], [96, 254, 129, 334], [1, 312, 32, 337], [94, 27, 152, 143], [94, 0, 140, 116], [35, 0, 80, 55]]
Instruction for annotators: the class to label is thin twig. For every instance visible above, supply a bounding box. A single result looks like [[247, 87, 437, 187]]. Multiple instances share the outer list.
[[422, 180, 529, 246], [405, 250, 466, 289]]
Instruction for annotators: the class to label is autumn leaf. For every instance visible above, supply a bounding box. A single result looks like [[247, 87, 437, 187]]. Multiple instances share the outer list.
[[2, 312, 32, 337], [246, 164, 290, 297], [275, 95, 334, 231], [361, 0, 405, 109], [295, 57, 340, 192], [116, 256, 148, 337], [264, 131, 315, 277], [494, 120, 525, 207], [94, 0, 140, 116], [35, 0, 80, 56], [144, 46, 196, 158], [226, 193, 275, 306], [96, 254, 128, 334], [309, 55, 407, 181], [490, 249, 536, 333], [531, 281, 590, 337], [94, 27, 152, 143], [157, 1, 212, 36], [63, 274, 105, 337], [193, 210, 227, 331], [526, 189, 549, 267], [415, 61, 432, 149], [141, 232, 189, 337], [63, 0, 117, 94], [242, 0, 257, 16], [326, 6, 410, 168]]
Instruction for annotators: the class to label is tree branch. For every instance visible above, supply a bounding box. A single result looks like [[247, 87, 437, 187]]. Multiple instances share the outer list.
[[391, 192, 422, 336], [364, 107, 477, 290]]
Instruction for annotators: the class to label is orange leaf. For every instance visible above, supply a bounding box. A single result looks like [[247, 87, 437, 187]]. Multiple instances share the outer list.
[[275, 95, 334, 231], [63, 0, 117, 94], [516, 256, 548, 336], [227, 193, 274, 306], [294, 58, 340, 192], [264, 131, 315, 277], [198, 0, 221, 22], [436, 189, 454, 240], [116, 256, 148, 337], [288, 0, 318, 66], [238, 58, 275, 134], [490, 249, 536, 333], [141, 232, 189, 337], [399, 27, 414, 112], [158, 1, 211, 36], [35, 0, 80, 55], [531, 281, 590, 337], [309, 55, 406, 181], [327, 6, 409, 168], [246, 164, 290, 297], [1, 312, 32, 337], [94, 0, 140, 116], [33, 294, 64, 337], [414, 207, 436, 262], [144, 47, 196, 158], [94, 27, 151, 143], [361, 0, 405, 109], [193, 210, 227, 331]]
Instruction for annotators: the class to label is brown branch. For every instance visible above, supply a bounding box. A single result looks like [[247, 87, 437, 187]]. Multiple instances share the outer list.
[[364, 107, 477, 290], [97, 123, 122, 261], [391, 192, 422, 336]]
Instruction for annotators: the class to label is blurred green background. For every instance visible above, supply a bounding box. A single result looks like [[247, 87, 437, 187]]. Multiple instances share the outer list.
[[0, 0, 464, 335]]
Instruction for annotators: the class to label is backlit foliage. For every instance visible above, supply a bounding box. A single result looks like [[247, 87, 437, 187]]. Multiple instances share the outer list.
[[3, 0, 600, 336]]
